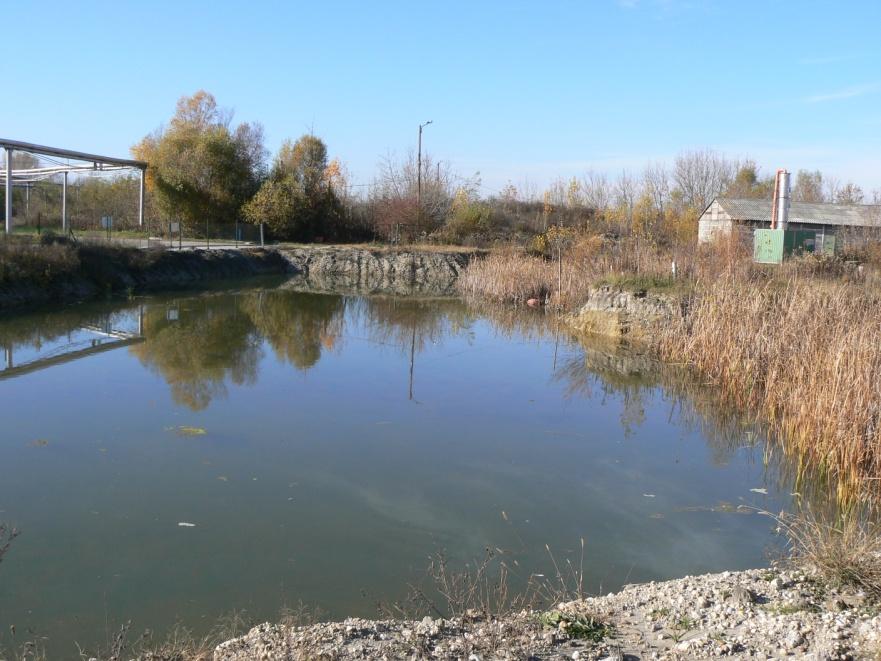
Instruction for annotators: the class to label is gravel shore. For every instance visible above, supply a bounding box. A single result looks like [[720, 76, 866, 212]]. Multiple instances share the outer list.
[[214, 566, 880, 660]]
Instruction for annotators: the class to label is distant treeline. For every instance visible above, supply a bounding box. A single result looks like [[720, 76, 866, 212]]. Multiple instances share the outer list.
[[5, 90, 877, 245]]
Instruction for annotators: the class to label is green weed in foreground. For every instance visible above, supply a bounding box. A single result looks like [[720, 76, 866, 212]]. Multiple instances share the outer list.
[[539, 610, 611, 642]]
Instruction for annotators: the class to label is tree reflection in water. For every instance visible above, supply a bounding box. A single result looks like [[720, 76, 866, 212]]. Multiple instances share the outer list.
[[243, 290, 346, 370], [131, 296, 262, 410], [0, 283, 839, 508], [131, 289, 479, 409]]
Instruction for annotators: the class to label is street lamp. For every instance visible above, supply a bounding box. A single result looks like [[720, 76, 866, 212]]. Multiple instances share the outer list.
[[416, 120, 432, 240]]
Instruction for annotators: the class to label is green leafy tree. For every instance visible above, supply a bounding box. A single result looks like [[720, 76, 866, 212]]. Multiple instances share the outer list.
[[243, 134, 342, 241], [132, 90, 266, 233]]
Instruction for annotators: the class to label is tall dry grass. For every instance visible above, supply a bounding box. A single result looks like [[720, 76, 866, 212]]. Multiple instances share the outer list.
[[771, 508, 881, 597], [459, 234, 881, 502], [657, 270, 881, 503], [458, 237, 697, 308], [458, 250, 562, 304]]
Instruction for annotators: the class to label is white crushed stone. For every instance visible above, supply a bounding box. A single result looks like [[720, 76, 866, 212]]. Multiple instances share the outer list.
[[213, 566, 881, 660]]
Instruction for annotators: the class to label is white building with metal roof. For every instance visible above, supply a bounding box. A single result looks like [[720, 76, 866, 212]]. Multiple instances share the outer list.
[[698, 197, 881, 244]]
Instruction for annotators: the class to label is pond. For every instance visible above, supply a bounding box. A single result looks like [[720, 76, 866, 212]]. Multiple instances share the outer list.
[[0, 280, 797, 655]]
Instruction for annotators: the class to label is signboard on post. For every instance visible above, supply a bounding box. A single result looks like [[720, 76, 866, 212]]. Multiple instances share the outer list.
[[169, 221, 182, 250], [101, 215, 113, 240]]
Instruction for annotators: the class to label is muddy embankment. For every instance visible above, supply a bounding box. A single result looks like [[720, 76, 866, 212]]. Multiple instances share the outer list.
[[0, 245, 485, 312], [0, 248, 289, 312]]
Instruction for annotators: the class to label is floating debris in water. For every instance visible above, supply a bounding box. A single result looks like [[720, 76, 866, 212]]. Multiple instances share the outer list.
[[643, 494, 656, 498], [217, 476, 228, 482], [676, 503, 754, 515], [649, 513, 665, 519], [167, 426, 207, 437], [27, 439, 49, 447], [749, 488, 768, 495], [178, 522, 196, 527]]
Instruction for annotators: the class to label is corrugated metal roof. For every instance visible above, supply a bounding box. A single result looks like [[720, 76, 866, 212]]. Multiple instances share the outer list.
[[714, 197, 881, 228]]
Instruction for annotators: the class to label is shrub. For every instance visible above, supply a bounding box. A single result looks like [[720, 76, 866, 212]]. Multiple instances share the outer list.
[[437, 193, 501, 244], [0, 238, 80, 286]]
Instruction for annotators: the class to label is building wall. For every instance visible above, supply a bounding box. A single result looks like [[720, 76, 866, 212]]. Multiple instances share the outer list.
[[698, 217, 734, 242], [697, 200, 734, 243]]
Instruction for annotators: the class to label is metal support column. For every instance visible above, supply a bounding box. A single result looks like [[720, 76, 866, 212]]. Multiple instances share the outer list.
[[138, 168, 145, 228], [4, 148, 11, 234], [62, 171, 68, 233]]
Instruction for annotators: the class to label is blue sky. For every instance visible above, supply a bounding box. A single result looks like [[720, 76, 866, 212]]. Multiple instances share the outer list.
[[4, 1, 881, 195]]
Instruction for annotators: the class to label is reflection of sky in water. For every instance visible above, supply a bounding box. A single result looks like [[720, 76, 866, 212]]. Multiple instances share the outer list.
[[0, 287, 791, 656]]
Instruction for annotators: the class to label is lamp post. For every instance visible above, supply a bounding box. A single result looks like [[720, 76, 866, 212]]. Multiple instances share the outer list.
[[416, 120, 432, 240]]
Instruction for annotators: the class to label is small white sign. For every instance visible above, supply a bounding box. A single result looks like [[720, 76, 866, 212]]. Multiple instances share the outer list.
[[100, 216, 113, 229], [170, 222, 180, 233]]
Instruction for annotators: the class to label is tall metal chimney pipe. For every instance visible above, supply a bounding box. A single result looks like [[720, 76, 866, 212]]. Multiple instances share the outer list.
[[777, 170, 791, 231]]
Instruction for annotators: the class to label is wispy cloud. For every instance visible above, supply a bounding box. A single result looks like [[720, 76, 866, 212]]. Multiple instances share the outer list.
[[804, 83, 879, 104]]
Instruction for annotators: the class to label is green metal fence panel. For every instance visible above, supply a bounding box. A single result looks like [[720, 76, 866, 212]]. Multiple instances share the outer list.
[[754, 228, 784, 264]]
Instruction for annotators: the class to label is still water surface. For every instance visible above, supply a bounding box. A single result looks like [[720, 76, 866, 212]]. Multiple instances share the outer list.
[[0, 281, 794, 654]]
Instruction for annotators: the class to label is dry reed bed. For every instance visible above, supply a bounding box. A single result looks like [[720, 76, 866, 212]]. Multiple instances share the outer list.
[[457, 238, 682, 307], [458, 251, 562, 304], [458, 245, 881, 503], [657, 272, 881, 503]]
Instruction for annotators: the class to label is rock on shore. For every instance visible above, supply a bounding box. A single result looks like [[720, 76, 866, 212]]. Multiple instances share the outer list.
[[214, 567, 880, 660], [278, 246, 482, 296], [564, 285, 680, 342]]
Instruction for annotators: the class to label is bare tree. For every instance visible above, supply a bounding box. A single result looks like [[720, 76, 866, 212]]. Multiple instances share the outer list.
[[580, 170, 611, 215], [792, 169, 825, 203], [673, 148, 736, 211], [836, 181, 865, 205], [643, 161, 670, 217], [370, 151, 459, 239], [614, 170, 638, 231], [824, 175, 841, 204], [545, 177, 569, 210]]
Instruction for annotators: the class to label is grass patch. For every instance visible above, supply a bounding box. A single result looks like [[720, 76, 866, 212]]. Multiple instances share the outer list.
[[539, 610, 611, 642], [773, 509, 881, 598], [670, 615, 697, 643], [764, 602, 818, 616], [595, 272, 684, 293]]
